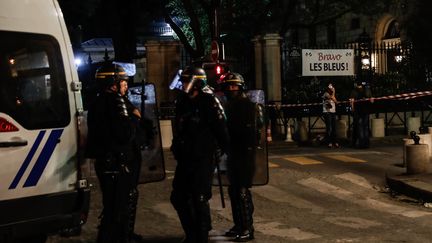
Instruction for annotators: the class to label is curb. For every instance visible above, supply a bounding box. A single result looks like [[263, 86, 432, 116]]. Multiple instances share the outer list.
[[386, 173, 432, 202]]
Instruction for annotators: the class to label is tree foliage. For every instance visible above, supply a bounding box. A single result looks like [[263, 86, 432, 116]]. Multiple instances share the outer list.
[[164, 0, 219, 59], [164, 0, 394, 59]]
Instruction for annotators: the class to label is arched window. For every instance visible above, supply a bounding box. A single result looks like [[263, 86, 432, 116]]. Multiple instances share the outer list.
[[384, 20, 400, 39]]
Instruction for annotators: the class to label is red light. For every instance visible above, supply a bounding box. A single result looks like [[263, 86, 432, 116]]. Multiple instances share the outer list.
[[216, 65, 222, 75], [0, 117, 19, 132]]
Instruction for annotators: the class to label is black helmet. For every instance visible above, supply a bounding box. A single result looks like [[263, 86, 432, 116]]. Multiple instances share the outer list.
[[95, 62, 128, 89], [220, 72, 245, 90], [180, 66, 207, 93]]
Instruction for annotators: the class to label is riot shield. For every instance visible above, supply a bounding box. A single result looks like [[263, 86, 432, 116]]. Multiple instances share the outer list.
[[128, 83, 165, 184], [213, 89, 269, 186]]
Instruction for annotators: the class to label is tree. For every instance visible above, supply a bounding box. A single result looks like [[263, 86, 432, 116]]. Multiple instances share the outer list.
[[164, 0, 394, 59], [164, 0, 221, 59]]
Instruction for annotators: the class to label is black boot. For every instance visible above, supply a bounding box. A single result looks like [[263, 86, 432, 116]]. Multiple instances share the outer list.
[[194, 194, 211, 243], [130, 232, 144, 243], [178, 206, 197, 242], [225, 226, 241, 237], [171, 192, 197, 243], [226, 186, 241, 237], [234, 229, 254, 242], [234, 188, 254, 242], [128, 188, 142, 242], [181, 237, 196, 243]]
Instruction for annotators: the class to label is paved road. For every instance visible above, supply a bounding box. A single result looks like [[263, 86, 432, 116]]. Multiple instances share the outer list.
[[49, 142, 432, 242]]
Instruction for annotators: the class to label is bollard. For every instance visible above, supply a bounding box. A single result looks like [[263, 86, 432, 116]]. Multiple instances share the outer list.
[[418, 134, 432, 159], [402, 138, 414, 167], [406, 144, 429, 174], [429, 127, 432, 147], [266, 121, 273, 143], [298, 121, 308, 142], [335, 120, 347, 139], [371, 118, 385, 138], [407, 117, 421, 135], [429, 126, 432, 148], [285, 125, 293, 142], [419, 126, 428, 134]]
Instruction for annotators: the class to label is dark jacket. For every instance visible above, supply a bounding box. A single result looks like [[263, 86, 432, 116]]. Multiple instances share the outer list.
[[350, 85, 372, 114], [171, 90, 229, 164], [86, 91, 139, 166], [225, 93, 264, 187]]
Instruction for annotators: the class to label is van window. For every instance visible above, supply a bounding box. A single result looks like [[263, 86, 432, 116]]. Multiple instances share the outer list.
[[0, 31, 70, 129]]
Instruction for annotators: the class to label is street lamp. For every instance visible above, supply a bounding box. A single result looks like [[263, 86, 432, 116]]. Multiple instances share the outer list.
[[357, 29, 372, 83], [361, 54, 370, 69], [394, 48, 404, 63]]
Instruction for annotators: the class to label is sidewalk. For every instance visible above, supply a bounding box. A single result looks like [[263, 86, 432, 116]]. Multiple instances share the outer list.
[[386, 172, 432, 203], [267, 134, 405, 148], [377, 135, 432, 203], [268, 134, 432, 203]]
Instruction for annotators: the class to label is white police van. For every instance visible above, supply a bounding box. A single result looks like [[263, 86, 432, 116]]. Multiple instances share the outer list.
[[0, 0, 90, 241]]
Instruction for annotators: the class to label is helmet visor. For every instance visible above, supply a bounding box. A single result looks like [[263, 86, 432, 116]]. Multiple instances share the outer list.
[[181, 75, 206, 93], [182, 80, 194, 93]]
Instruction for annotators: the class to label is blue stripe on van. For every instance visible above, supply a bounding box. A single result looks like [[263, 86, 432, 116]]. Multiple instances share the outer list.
[[23, 129, 64, 187], [9, 131, 46, 189]]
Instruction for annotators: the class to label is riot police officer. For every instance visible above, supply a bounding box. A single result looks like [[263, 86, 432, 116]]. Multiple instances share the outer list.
[[220, 72, 264, 242], [170, 66, 229, 243], [86, 62, 143, 243]]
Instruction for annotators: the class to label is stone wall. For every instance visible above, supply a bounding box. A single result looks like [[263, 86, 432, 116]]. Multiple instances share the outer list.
[[145, 40, 181, 104]]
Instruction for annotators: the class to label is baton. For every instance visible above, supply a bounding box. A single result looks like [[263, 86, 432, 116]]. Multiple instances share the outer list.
[[215, 153, 226, 208], [140, 80, 146, 117]]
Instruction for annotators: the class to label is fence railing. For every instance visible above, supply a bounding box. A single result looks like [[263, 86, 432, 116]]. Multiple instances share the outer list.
[[280, 40, 420, 103], [267, 92, 432, 139]]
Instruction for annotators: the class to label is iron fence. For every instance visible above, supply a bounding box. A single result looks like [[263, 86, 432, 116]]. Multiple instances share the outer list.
[[280, 40, 421, 103], [273, 40, 432, 139]]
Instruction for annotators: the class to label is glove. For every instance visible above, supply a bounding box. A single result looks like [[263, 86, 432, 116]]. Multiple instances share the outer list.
[[215, 148, 228, 168], [115, 94, 129, 117], [219, 152, 228, 163], [218, 153, 228, 172]]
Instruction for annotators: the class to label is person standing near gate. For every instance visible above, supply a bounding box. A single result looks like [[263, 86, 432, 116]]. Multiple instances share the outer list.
[[322, 83, 339, 148], [170, 66, 229, 243], [220, 72, 264, 242], [350, 81, 374, 148]]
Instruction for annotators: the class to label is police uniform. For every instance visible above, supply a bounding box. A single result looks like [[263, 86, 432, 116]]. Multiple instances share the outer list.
[[221, 72, 264, 242], [170, 67, 229, 243], [87, 63, 142, 243]]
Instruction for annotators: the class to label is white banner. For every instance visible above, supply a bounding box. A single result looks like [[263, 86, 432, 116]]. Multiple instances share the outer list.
[[302, 49, 354, 76]]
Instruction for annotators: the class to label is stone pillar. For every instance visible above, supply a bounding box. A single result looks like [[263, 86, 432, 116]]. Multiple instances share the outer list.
[[252, 36, 263, 89], [262, 33, 282, 102], [145, 40, 181, 104], [160, 120, 173, 149]]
